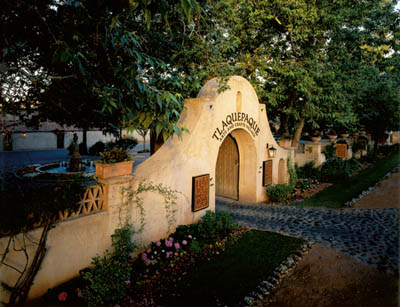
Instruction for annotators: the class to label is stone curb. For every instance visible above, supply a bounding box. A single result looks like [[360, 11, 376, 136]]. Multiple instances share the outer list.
[[237, 242, 313, 307], [344, 166, 399, 207]]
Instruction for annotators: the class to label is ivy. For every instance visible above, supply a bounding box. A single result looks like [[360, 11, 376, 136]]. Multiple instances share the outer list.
[[121, 181, 181, 235]]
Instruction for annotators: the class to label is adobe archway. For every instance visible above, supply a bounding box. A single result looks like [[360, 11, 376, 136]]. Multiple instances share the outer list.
[[133, 76, 292, 227]]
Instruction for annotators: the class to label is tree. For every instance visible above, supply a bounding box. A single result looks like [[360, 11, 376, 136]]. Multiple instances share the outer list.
[[0, 0, 202, 148]]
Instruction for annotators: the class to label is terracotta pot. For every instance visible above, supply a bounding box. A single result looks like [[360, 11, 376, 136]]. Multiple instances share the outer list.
[[328, 135, 337, 142], [352, 132, 359, 137], [94, 160, 134, 179], [311, 136, 321, 144], [340, 133, 349, 139]]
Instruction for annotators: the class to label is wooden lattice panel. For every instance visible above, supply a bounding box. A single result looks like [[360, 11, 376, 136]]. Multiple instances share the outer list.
[[58, 184, 105, 221]]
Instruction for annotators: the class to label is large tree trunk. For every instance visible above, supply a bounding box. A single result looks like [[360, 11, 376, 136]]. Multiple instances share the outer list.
[[150, 129, 164, 155], [278, 95, 295, 136], [291, 117, 305, 148]]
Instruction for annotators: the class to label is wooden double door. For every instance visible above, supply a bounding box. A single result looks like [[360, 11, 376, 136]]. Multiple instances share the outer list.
[[216, 134, 239, 200]]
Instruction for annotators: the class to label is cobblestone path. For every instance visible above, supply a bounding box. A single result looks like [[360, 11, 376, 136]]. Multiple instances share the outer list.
[[216, 199, 399, 275]]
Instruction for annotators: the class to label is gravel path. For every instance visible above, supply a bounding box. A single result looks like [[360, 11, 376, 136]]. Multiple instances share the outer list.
[[216, 199, 399, 275]]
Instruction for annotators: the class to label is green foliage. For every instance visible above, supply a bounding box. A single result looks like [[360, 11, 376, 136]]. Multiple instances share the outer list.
[[320, 157, 361, 183], [89, 141, 106, 156], [106, 137, 138, 151], [82, 225, 136, 307], [98, 147, 132, 164], [162, 230, 305, 307], [295, 178, 313, 192], [287, 159, 297, 189], [0, 182, 84, 236], [323, 143, 336, 160], [266, 184, 293, 203], [297, 149, 400, 208], [197, 211, 238, 244], [295, 162, 320, 180]]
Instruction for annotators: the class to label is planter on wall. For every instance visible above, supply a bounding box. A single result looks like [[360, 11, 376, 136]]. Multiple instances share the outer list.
[[328, 135, 337, 142], [94, 160, 134, 179], [340, 133, 349, 139], [311, 136, 321, 144]]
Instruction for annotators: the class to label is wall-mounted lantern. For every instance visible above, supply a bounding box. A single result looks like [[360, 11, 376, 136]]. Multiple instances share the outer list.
[[266, 144, 277, 158], [21, 132, 27, 137]]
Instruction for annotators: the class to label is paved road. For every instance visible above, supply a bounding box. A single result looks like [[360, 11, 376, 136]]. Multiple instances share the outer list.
[[216, 199, 399, 275]]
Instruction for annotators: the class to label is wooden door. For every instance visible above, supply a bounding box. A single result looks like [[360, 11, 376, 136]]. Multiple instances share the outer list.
[[216, 134, 239, 200]]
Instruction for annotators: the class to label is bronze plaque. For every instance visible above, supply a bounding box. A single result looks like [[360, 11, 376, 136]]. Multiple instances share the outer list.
[[192, 174, 210, 212], [336, 144, 347, 158], [358, 139, 367, 150], [263, 160, 273, 186]]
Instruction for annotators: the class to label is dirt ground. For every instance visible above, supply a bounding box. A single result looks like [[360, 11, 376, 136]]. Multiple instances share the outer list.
[[262, 170, 400, 307]]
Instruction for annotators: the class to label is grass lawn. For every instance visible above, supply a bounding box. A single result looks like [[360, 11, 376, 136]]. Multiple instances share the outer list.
[[297, 149, 400, 208], [159, 230, 305, 307]]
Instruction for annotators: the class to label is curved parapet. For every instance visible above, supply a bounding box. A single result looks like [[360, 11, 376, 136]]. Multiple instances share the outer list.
[[133, 76, 291, 229]]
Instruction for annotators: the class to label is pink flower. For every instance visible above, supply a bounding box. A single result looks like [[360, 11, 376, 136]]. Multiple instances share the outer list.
[[124, 280, 131, 285], [175, 252, 178, 256], [166, 251, 172, 258], [147, 248, 151, 253], [188, 235, 192, 239], [182, 240, 187, 245], [169, 237, 174, 242], [174, 243, 180, 249], [165, 240, 172, 247], [156, 241, 161, 246], [58, 291, 68, 302], [142, 253, 147, 260]]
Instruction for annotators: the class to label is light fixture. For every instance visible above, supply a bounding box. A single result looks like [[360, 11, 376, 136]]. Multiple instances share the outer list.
[[21, 132, 27, 137], [266, 143, 277, 158]]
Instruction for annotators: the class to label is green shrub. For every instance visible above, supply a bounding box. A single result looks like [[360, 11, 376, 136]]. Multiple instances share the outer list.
[[266, 184, 293, 203], [82, 225, 136, 307], [0, 182, 84, 235], [174, 211, 238, 246], [98, 147, 132, 164], [323, 143, 336, 160], [89, 141, 105, 156], [295, 178, 312, 192], [320, 157, 361, 182], [295, 162, 321, 180]]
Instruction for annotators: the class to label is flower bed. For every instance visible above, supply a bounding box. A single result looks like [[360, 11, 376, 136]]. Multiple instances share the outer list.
[[43, 211, 305, 307]]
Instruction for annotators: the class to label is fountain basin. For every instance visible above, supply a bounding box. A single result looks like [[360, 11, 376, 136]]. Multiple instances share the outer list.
[[16, 160, 96, 182]]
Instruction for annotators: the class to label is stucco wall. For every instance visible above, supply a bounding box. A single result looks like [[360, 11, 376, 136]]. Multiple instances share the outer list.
[[295, 142, 326, 167], [0, 174, 187, 304], [1, 130, 147, 152]]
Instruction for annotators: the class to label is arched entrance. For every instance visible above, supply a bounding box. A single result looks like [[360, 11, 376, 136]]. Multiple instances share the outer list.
[[216, 134, 239, 200], [215, 129, 258, 202]]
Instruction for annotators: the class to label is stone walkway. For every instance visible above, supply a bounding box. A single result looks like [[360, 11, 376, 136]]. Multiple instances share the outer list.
[[216, 194, 399, 275]]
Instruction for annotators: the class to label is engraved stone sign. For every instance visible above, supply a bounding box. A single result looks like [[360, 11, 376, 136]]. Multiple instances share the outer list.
[[336, 143, 347, 159], [192, 174, 210, 211], [263, 160, 273, 186]]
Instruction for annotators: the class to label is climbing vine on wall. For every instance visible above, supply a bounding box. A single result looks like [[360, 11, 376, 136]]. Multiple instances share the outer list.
[[121, 181, 181, 235]]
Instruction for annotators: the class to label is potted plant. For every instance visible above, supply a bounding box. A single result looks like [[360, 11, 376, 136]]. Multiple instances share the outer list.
[[340, 130, 349, 139], [311, 131, 321, 143], [94, 147, 134, 179], [327, 129, 337, 142]]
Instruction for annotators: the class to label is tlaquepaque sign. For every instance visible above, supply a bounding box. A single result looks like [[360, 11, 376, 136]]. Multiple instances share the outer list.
[[212, 112, 260, 141]]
